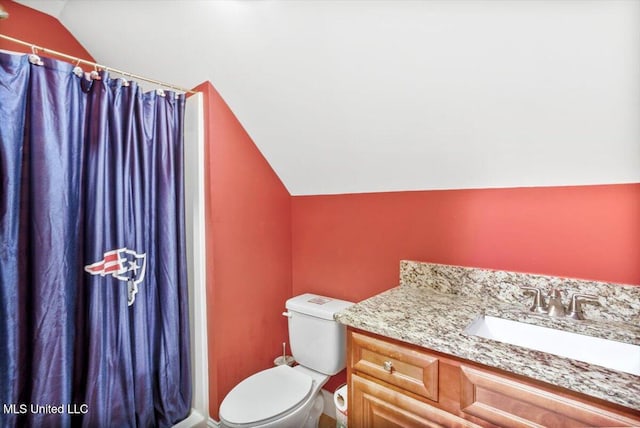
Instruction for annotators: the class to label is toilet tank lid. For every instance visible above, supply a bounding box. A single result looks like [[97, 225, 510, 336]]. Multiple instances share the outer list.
[[286, 293, 354, 320]]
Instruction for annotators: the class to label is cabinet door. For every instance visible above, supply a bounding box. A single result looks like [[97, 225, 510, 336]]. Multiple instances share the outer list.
[[351, 374, 481, 428], [460, 365, 640, 428]]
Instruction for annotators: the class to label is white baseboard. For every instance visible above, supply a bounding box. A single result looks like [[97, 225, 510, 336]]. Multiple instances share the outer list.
[[207, 417, 220, 427]]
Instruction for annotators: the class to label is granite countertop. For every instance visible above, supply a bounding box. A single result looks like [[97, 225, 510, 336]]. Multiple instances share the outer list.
[[336, 284, 640, 411]]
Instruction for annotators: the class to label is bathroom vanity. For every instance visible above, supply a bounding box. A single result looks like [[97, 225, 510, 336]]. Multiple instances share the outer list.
[[336, 261, 640, 427], [348, 328, 638, 427]]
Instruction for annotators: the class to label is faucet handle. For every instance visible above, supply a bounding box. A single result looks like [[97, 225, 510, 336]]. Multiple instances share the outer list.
[[520, 286, 548, 314], [566, 294, 599, 320]]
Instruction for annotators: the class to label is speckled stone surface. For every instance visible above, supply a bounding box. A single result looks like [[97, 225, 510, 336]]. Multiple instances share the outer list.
[[400, 260, 640, 324], [336, 261, 640, 411]]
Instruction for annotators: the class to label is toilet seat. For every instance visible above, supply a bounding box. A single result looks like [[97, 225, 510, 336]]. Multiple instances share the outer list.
[[219, 365, 313, 426]]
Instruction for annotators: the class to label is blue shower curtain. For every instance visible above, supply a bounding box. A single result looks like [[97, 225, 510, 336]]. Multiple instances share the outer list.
[[0, 51, 191, 427]]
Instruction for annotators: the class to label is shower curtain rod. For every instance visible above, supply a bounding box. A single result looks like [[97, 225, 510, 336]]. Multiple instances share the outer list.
[[0, 33, 197, 94]]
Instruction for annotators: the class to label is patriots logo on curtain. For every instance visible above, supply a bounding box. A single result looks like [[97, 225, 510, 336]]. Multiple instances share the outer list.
[[84, 248, 146, 306]]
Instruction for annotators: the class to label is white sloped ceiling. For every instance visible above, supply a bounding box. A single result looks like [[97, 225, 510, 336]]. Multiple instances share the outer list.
[[16, 0, 640, 195]]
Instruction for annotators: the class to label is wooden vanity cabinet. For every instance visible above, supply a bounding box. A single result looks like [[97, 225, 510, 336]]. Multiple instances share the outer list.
[[347, 328, 640, 428]]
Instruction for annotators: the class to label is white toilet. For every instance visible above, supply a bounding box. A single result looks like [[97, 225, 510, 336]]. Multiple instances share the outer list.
[[219, 293, 353, 428]]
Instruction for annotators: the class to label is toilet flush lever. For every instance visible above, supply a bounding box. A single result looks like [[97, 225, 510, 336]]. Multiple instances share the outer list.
[[282, 311, 292, 318]]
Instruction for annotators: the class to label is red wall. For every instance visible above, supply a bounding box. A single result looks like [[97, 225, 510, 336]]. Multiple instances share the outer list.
[[0, 0, 93, 61], [292, 183, 640, 393], [8, 0, 640, 417], [292, 184, 640, 304], [195, 82, 293, 420]]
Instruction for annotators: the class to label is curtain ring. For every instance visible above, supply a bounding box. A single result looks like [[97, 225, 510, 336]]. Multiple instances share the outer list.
[[89, 65, 102, 81], [72, 59, 84, 78], [28, 46, 44, 66]]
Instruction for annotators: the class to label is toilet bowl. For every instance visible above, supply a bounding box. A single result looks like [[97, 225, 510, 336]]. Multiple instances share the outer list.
[[219, 293, 353, 428], [219, 365, 328, 428]]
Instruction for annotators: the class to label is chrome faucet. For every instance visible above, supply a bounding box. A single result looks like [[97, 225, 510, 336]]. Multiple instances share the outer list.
[[546, 288, 566, 318], [520, 286, 599, 320]]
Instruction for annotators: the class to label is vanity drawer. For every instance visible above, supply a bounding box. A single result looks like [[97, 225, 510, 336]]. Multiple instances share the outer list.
[[349, 330, 439, 401]]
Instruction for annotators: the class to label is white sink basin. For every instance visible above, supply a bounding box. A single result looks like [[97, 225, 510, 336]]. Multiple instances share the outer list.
[[465, 315, 640, 376]]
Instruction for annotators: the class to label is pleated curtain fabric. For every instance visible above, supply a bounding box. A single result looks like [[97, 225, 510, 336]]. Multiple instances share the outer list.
[[0, 51, 191, 428]]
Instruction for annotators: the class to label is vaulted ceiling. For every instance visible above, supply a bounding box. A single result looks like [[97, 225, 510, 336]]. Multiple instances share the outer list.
[[16, 0, 640, 195]]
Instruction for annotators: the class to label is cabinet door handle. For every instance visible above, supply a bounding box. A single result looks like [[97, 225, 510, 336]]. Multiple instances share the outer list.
[[383, 360, 394, 373]]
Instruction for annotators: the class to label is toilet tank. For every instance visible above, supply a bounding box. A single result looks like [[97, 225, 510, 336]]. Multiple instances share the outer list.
[[285, 294, 354, 375]]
